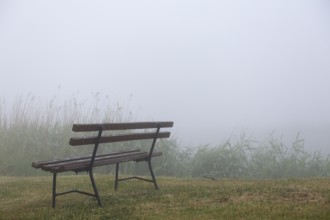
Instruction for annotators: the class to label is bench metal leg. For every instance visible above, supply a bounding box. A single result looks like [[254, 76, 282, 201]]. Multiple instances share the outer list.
[[148, 160, 159, 190], [52, 173, 57, 208], [115, 163, 119, 191], [89, 170, 101, 206], [52, 172, 102, 207], [115, 160, 159, 190]]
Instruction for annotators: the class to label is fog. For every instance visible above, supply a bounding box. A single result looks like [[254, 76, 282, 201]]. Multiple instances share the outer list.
[[1, 0, 330, 153]]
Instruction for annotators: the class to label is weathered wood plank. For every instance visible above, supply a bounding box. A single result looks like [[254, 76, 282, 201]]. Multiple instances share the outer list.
[[69, 131, 170, 146], [32, 149, 141, 168], [39, 151, 162, 173], [72, 121, 174, 132]]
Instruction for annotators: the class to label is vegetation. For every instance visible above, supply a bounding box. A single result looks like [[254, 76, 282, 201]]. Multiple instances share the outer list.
[[0, 94, 329, 179], [0, 176, 329, 219], [189, 133, 330, 179], [0, 95, 329, 218]]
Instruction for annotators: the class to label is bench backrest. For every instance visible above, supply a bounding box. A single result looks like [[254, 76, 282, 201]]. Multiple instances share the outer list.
[[69, 121, 174, 167]]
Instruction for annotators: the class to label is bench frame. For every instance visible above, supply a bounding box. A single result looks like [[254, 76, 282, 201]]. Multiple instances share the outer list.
[[32, 121, 173, 207]]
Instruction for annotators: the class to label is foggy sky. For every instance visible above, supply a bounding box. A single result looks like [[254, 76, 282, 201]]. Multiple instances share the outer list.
[[1, 0, 330, 152]]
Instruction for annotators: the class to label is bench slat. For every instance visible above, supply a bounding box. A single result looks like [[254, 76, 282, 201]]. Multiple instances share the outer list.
[[72, 121, 174, 132], [57, 153, 147, 172], [32, 149, 141, 168], [69, 131, 170, 146], [39, 151, 162, 173], [42, 151, 146, 169]]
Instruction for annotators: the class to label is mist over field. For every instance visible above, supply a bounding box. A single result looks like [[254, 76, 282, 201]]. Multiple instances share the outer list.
[[1, 0, 330, 153]]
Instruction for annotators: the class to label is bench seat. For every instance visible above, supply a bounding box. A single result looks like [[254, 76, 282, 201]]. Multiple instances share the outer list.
[[32, 150, 162, 173]]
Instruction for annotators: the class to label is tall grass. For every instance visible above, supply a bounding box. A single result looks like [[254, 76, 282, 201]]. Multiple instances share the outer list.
[[0, 93, 133, 176], [190, 132, 330, 179], [0, 94, 329, 178]]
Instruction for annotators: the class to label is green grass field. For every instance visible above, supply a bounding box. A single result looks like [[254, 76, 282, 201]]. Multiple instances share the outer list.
[[0, 175, 329, 219]]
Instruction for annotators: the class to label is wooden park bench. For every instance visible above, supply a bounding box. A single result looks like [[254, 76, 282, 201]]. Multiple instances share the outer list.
[[32, 121, 174, 207]]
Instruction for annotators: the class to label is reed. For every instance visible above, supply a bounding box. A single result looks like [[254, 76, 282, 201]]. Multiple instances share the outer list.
[[0, 94, 329, 178]]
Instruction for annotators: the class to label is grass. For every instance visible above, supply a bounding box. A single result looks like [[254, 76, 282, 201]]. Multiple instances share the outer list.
[[1, 94, 329, 178], [1, 94, 330, 219], [0, 175, 329, 219]]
